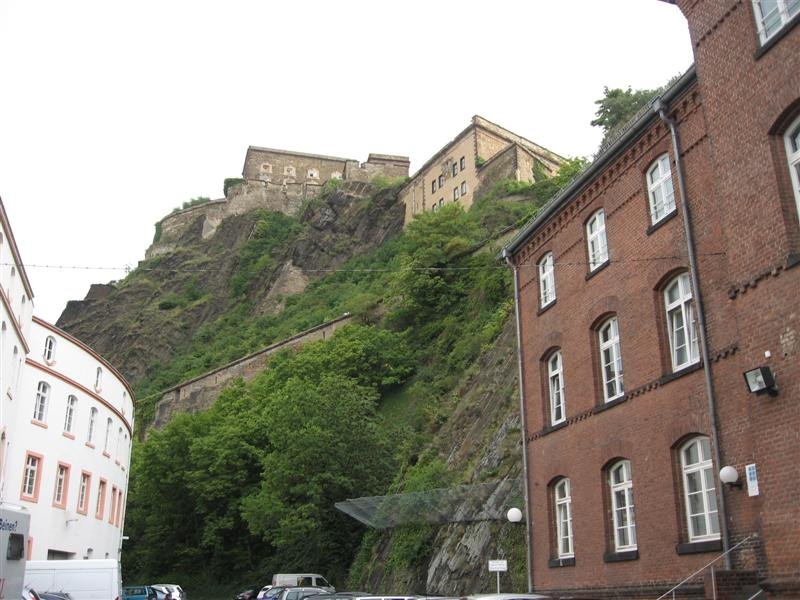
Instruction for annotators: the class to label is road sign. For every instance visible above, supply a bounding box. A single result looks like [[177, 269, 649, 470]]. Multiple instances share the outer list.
[[488, 559, 507, 572]]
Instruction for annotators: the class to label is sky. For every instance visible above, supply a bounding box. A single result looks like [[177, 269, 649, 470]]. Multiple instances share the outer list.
[[0, 0, 694, 323]]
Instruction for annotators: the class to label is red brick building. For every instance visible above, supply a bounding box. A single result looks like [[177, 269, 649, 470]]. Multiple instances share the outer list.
[[503, 1, 799, 597]]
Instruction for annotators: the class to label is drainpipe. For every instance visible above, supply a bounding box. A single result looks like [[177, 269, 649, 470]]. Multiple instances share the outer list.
[[655, 100, 732, 568], [502, 248, 533, 592]]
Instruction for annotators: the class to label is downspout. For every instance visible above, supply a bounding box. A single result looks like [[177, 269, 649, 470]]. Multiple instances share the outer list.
[[655, 100, 732, 568], [502, 248, 533, 592]]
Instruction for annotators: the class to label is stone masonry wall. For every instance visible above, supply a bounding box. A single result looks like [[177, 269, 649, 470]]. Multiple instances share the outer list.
[[151, 313, 353, 430]]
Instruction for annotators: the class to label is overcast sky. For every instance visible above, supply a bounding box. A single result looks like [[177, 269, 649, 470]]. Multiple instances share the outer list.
[[0, 0, 694, 323]]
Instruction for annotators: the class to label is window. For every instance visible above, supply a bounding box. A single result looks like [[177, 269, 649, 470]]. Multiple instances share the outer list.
[[609, 460, 636, 551], [94, 367, 103, 391], [438, 174, 444, 188], [461, 181, 467, 195], [307, 168, 319, 179], [784, 114, 800, 216], [115, 427, 123, 460], [453, 187, 460, 201], [109, 486, 118, 524], [438, 198, 444, 208], [752, 0, 800, 43], [283, 165, 296, 176], [260, 163, 272, 173], [96, 479, 107, 519], [53, 463, 70, 508], [432, 179, 437, 193], [680, 437, 720, 541], [554, 479, 573, 558], [63, 395, 77, 433], [460, 156, 466, 170], [87, 407, 98, 444], [647, 155, 676, 224], [33, 382, 50, 422], [664, 273, 699, 370], [77, 471, 91, 514], [538, 253, 556, 307], [452, 162, 458, 177], [103, 418, 113, 453], [21, 452, 43, 501], [599, 317, 624, 401], [43, 336, 56, 362], [586, 210, 609, 271], [548, 351, 565, 425]]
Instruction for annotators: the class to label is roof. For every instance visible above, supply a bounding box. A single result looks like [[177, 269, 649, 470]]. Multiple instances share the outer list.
[[0, 196, 35, 299], [501, 65, 697, 259], [245, 145, 356, 165]]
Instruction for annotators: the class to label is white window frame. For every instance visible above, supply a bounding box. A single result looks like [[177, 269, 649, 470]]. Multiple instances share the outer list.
[[103, 418, 112, 452], [44, 335, 56, 363], [599, 317, 624, 402], [64, 395, 77, 433], [752, 0, 800, 43], [555, 478, 574, 558], [548, 351, 565, 425], [461, 181, 467, 195], [94, 367, 103, 391], [432, 179, 437, 193], [460, 156, 466, 170], [784, 114, 800, 219], [453, 187, 460, 201], [586, 209, 609, 271], [33, 381, 50, 422], [22, 454, 40, 497], [664, 273, 700, 371], [680, 437, 720, 542], [87, 407, 98, 443], [77, 472, 90, 513], [538, 253, 556, 307], [609, 460, 637, 551], [452, 162, 458, 177], [647, 155, 676, 224], [53, 463, 69, 507]]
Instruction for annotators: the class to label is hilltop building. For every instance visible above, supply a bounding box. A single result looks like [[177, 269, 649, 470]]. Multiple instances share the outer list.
[[398, 115, 564, 224], [503, 0, 800, 598], [0, 199, 133, 561]]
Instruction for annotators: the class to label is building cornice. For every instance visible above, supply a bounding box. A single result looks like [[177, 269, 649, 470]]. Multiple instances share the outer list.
[[0, 197, 35, 300], [0, 284, 30, 353], [32, 316, 135, 401], [26, 358, 133, 436]]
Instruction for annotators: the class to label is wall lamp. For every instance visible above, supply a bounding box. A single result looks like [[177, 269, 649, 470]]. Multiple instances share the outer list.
[[719, 466, 742, 489], [743, 366, 778, 397], [507, 507, 523, 523]]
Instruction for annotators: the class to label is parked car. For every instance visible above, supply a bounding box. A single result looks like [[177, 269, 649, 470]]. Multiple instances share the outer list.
[[464, 595, 549, 600], [123, 587, 155, 600], [22, 587, 41, 600], [152, 585, 185, 600], [271, 575, 333, 593], [235, 589, 261, 600], [262, 587, 288, 600], [151, 586, 173, 600], [256, 587, 273, 600], [38, 593, 73, 600], [273, 587, 328, 600]]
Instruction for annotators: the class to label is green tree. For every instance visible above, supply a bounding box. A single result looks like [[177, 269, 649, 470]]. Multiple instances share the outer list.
[[591, 86, 660, 148]]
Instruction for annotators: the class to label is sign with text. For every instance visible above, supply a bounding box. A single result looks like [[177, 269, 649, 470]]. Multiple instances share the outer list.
[[488, 559, 508, 572]]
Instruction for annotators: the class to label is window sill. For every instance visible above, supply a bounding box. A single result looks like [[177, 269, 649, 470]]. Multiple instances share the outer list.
[[604, 549, 639, 563], [754, 13, 800, 60], [549, 557, 575, 568], [20, 494, 39, 504], [102, 451, 111, 458], [31, 419, 48, 429], [62, 431, 75, 440], [594, 395, 627, 414], [646, 210, 678, 236], [85, 442, 96, 449], [676, 539, 722, 555], [537, 299, 557, 316], [539, 420, 568, 437], [660, 361, 703, 386], [585, 260, 610, 281], [77, 508, 88, 516]]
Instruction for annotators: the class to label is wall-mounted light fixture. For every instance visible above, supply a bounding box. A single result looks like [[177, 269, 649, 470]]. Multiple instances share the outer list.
[[743, 366, 778, 397], [719, 466, 742, 489], [507, 507, 523, 523]]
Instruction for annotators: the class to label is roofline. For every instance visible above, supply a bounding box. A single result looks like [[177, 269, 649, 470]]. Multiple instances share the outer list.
[[397, 121, 476, 194], [473, 114, 567, 164], [32, 315, 136, 401], [0, 197, 35, 299], [501, 65, 697, 259], [245, 145, 357, 166]]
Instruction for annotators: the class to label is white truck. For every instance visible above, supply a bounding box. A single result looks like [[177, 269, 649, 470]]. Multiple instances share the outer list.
[[24, 558, 123, 600], [0, 503, 31, 600]]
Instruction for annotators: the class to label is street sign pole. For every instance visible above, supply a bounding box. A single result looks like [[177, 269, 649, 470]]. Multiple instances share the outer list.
[[488, 560, 508, 594]]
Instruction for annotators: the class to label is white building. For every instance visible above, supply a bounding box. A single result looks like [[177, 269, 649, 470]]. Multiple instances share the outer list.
[[0, 198, 133, 561]]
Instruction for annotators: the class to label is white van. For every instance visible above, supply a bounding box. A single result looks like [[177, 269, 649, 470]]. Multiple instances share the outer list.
[[24, 559, 123, 600], [271, 574, 334, 592], [0, 503, 30, 600]]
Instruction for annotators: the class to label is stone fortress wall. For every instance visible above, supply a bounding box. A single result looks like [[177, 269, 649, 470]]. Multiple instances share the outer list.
[[146, 147, 409, 258], [151, 313, 353, 430]]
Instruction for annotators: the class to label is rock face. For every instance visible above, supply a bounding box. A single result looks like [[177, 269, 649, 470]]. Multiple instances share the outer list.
[[56, 184, 405, 386]]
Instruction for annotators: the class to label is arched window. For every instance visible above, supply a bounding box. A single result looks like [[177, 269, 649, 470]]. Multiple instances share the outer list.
[[664, 273, 699, 371], [87, 407, 98, 443], [586, 209, 608, 271], [647, 154, 676, 224], [33, 382, 50, 422], [115, 427, 122, 459], [63, 395, 77, 433], [44, 336, 57, 363], [599, 317, 624, 402], [538, 252, 556, 308], [103, 418, 113, 452], [547, 351, 565, 425], [554, 478, 573, 558], [680, 437, 720, 541], [609, 460, 636, 551], [94, 367, 103, 391], [784, 114, 800, 218]]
